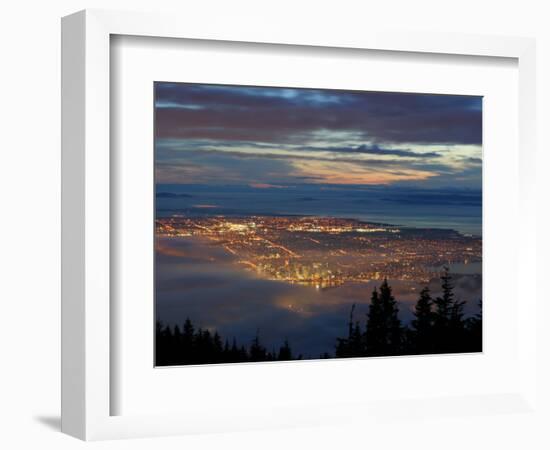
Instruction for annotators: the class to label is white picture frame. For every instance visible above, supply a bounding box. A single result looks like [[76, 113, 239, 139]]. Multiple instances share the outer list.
[[61, 9, 537, 441]]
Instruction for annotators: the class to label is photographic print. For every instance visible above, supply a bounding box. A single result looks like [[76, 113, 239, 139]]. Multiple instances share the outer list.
[[154, 82, 482, 366]]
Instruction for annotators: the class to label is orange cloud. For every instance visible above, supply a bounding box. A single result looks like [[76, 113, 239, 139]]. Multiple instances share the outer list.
[[290, 160, 437, 185], [249, 183, 288, 189]]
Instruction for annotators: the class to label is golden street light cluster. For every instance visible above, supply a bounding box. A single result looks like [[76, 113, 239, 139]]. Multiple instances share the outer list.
[[156, 215, 482, 288]]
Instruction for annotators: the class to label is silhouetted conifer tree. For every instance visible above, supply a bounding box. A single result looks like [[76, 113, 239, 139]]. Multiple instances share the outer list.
[[239, 345, 249, 362], [213, 331, 223, 362], [365, 288, 385, 355], [350, 321, 364, 356], [434, 267, 453, 320], [411, 286, 435, 353], [181, 318, 195, 362], [448, 298, 467, 352], [278, 339, 293, 360], [155, 321, 169, 366], [432, 267, 473, 353], [336, 304, 364, 357], [433, 267, 454, 352], [228, 338, 241, 361], [464, 299, 482, 352], [249, 331, 268, 362], [366, 280, 402, 355], [381, 278, 403, 354]]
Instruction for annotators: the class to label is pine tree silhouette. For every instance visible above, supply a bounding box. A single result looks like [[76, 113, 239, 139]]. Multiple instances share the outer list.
[[155, 321, 169, 365], [434, 267, 453, 319], [366, 279, 402, 355], [411, 286, 435, 354], [249, 331, 267, 362], [430, 267, 475, 354], [181, 318, 194, 363], [365, 288, 384, 355], [448, 298, 467, 352], [278, 339, 293, 360], [464, 299, 482, 352], [381, 279, 402, 354], [336, 304, 365, 357], [433, 267, 454, 352]]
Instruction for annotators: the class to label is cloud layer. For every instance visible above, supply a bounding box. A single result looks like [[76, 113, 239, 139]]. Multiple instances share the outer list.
[[154, 83, 482, 188]]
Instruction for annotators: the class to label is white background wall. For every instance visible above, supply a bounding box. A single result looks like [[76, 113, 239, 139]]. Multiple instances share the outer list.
[[0, 1, 548, 449]]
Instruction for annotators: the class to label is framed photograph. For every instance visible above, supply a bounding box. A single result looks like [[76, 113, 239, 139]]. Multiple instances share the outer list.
[[62, 9, 537, 440], [153, 82, 483, 366]]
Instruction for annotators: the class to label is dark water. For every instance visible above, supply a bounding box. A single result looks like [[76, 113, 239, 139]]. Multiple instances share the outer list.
[[156, 236, 482, 359], [156, 184, 482, 236]]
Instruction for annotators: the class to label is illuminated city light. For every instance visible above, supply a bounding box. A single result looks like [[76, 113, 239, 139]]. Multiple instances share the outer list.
[[156, 215, 481, 287]]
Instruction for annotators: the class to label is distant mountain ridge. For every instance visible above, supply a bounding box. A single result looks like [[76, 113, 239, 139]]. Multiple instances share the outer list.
[[156, 192, 193, 198]]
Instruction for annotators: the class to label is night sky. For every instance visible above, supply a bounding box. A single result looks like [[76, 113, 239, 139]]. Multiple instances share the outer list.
[[154, 83, 482, 190]]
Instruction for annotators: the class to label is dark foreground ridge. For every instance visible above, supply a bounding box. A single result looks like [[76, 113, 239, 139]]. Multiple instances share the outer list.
[[155, 268, 482, 366], [156, 321, 299, 366]]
